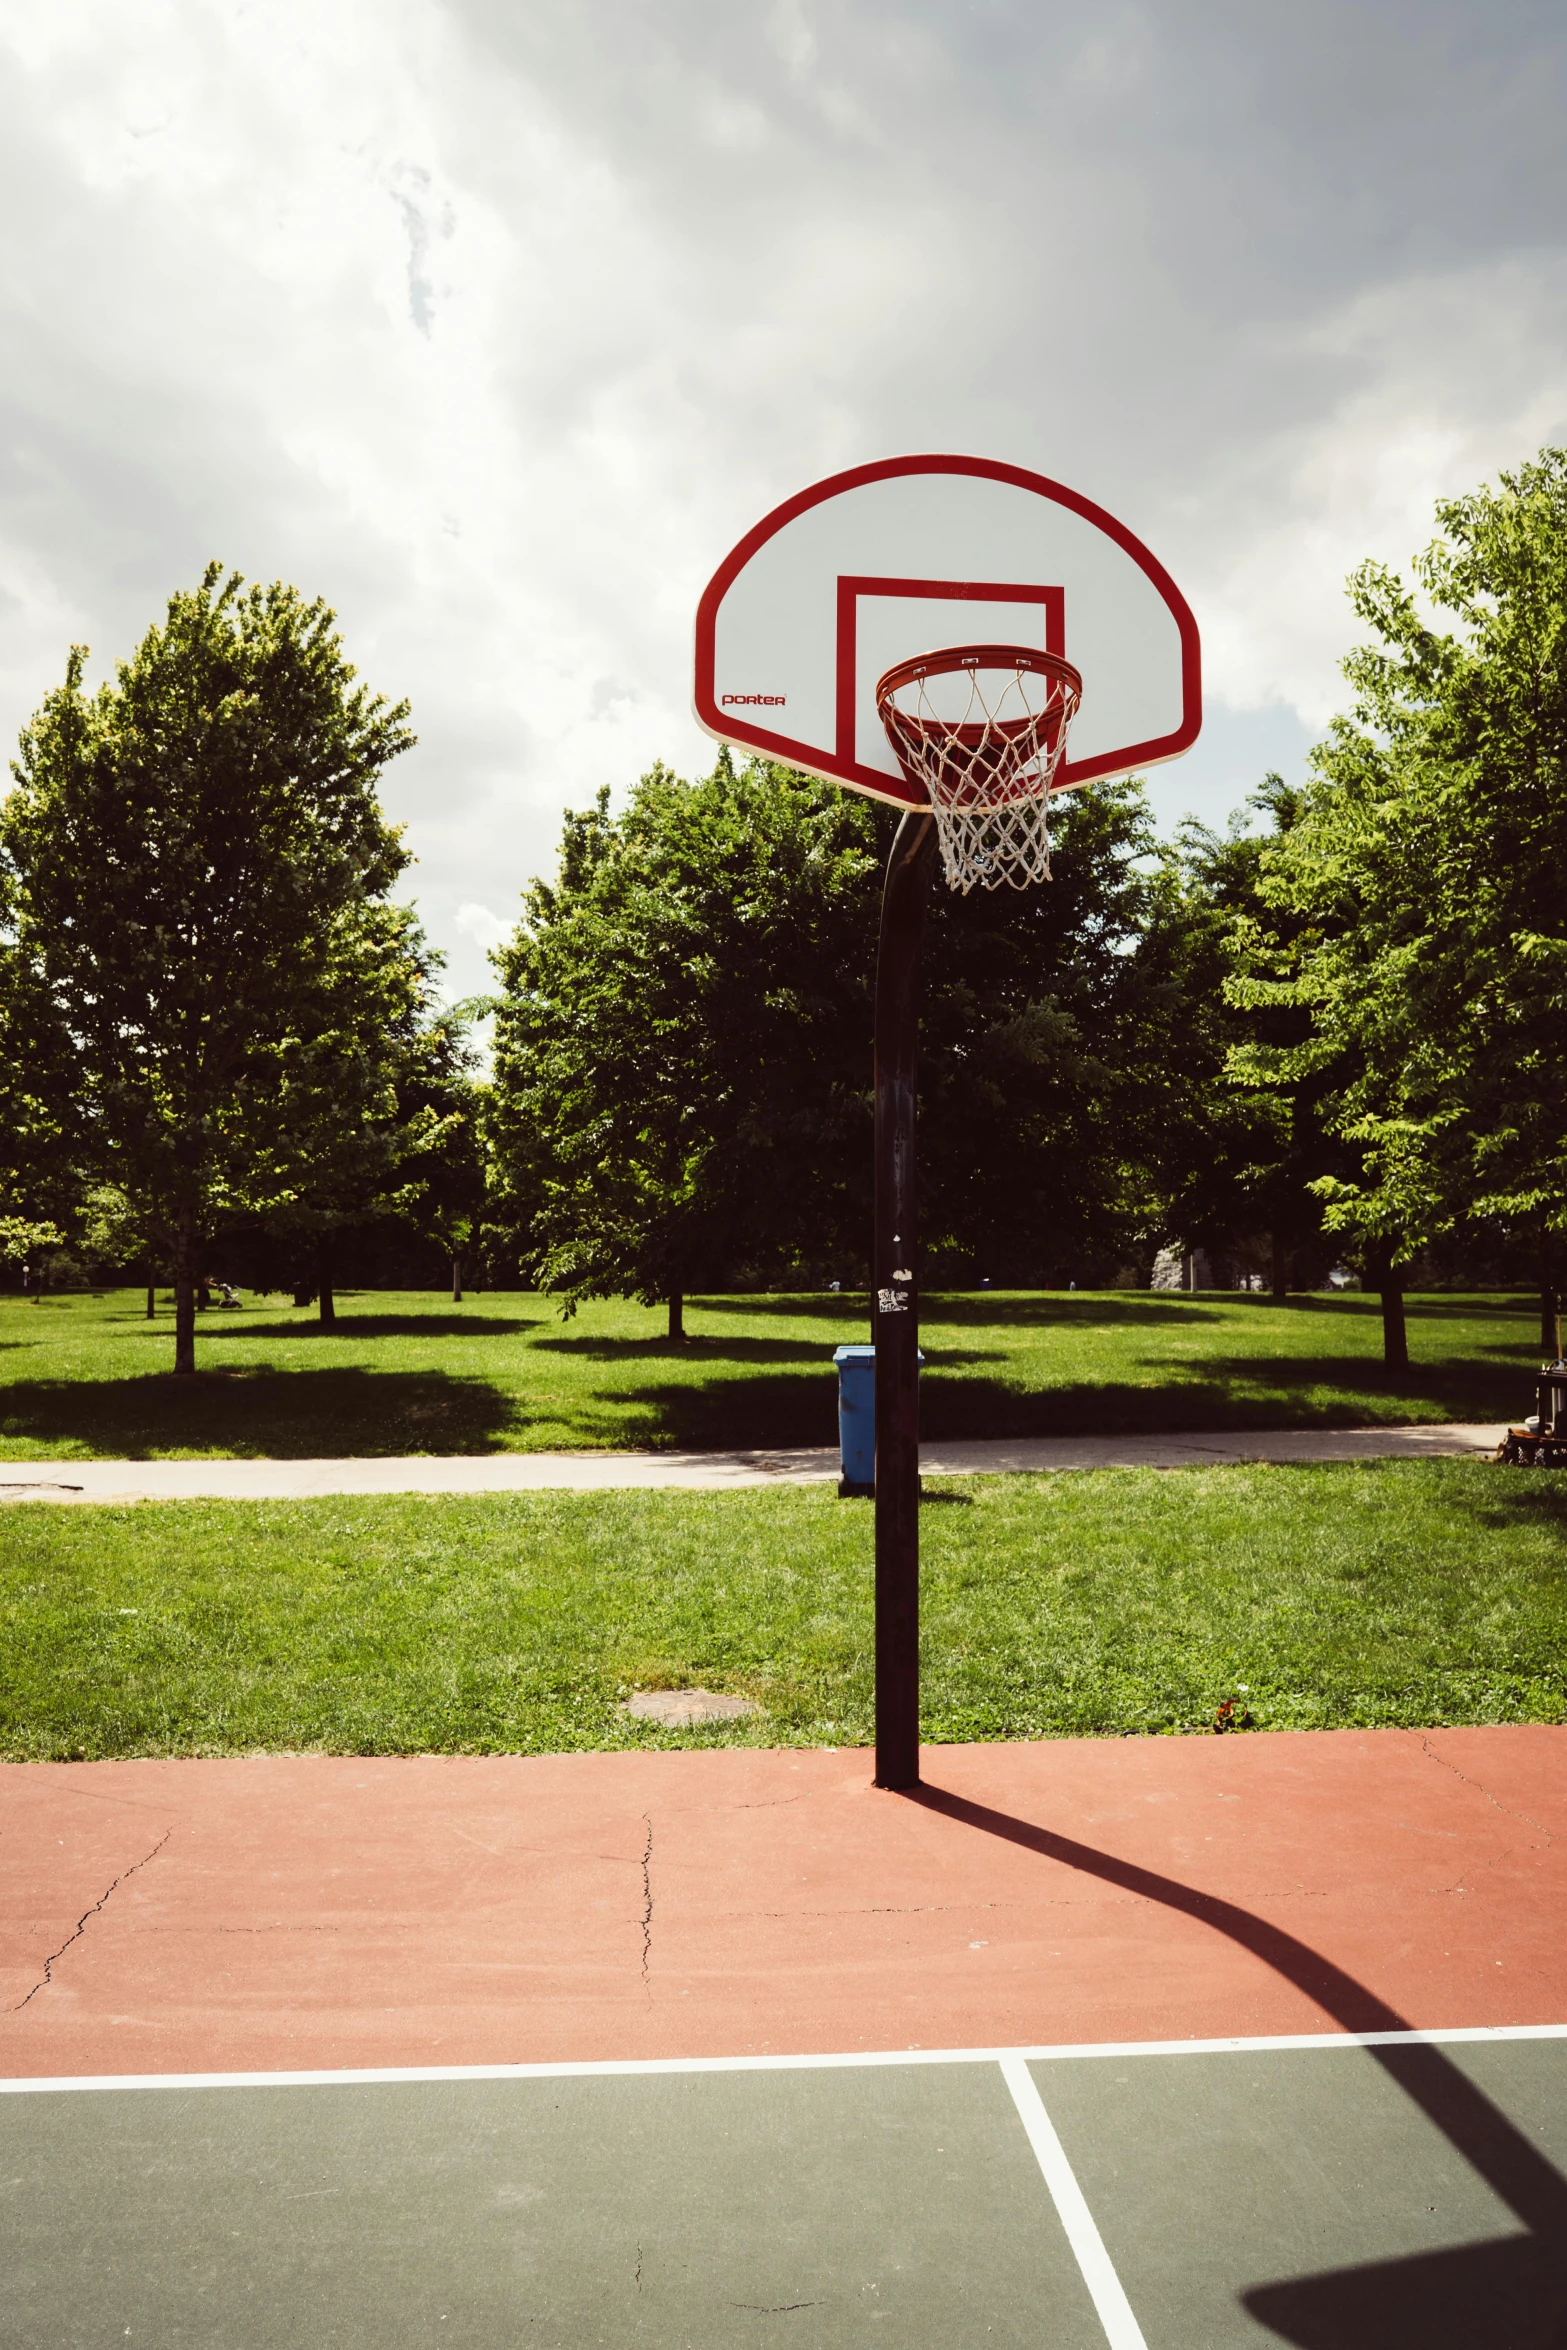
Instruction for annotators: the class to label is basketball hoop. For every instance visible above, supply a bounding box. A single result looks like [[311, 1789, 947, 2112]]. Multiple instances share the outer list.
[[698, 462, 1201, 1790], [875, 644, 1083, 894]]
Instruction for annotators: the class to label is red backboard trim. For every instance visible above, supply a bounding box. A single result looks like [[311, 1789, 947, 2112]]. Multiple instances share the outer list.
[[693, 454, 1201, 802]]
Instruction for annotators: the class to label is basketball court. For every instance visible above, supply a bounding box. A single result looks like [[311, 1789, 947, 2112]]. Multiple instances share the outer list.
[[4, 1728, 1566, 2347]]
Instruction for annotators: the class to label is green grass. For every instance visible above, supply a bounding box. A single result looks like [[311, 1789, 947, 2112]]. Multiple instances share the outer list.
[[3, 1462, 1563, 1760], [0, 1285, 1544, 1460]]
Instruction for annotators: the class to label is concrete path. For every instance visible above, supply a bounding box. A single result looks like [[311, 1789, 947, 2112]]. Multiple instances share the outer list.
[[0, 1422, 1504, 1502], [2, 1727, 1562, 2076]]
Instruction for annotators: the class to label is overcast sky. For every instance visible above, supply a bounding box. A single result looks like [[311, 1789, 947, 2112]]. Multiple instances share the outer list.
[[4, 0, 1565, 997]]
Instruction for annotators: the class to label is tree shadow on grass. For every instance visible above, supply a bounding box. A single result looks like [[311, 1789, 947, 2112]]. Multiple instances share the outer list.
[[1160, 1352, 1526, 1425], [1405, 1295, 1538, 1322], [681, 1295, 867, 1321], [684, 1291, 1540, 1337], [497, 1345, 1528, 1450], [565, 1363, 1402, 1450], [225, 1313, 545, 1342], [533, 1333, 1007, 1376], [1414, 1468, 1567, 1539], [0, 1331, 1535, 1461], [0, 1368, 528, 1459], [686, 1293, 1239, 1330], [528, 1332, 1005, 1370], [582, 1376, 839, 1448], [533, 1333, 840, 1364], [907, 1365, 1512, 1442], [924, 1295, 1235, 1330]]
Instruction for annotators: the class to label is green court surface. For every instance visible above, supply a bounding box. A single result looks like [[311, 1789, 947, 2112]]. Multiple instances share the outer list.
[[5, 2028, 1565, 2348]]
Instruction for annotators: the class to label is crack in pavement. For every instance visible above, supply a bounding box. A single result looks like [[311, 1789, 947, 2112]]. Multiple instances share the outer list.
[[864, 1902, 1003, 1917], [716, 1900, 1009, 1924], [211, 1924, 344, 1935], [11, 1827, 173, 2010], [732, 1881, 1339, 1925], [638, 1813, 653, 2001], [1420, 1735, 1555, 1846]]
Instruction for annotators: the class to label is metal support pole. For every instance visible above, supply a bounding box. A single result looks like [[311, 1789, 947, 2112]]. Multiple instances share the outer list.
[[873, 809, 938, 1790]]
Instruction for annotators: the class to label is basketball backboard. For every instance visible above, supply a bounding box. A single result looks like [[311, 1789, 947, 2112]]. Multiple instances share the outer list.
[[694, 454, 1201, 810]]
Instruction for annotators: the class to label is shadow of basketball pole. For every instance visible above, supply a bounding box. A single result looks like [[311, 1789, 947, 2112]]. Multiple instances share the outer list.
[[908, 1781, 1567, 2251]]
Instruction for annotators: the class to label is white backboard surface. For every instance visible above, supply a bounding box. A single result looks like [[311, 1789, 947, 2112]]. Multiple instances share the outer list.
[[694, 456, 1201, 808]]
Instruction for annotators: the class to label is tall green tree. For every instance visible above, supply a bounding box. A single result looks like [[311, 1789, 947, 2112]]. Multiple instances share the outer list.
[[491, 756, 882, 1334], [1161, 778, 1342, 1298], [489, 754, 1219, 1323], [253, 903, 450, 1323], [393, 1002, 490, 1304], [0, 564, 414, 1371], [1228, 447, 1567, 1361], [0, 876, 83, 1289], [916, 776, 1216, 1284]]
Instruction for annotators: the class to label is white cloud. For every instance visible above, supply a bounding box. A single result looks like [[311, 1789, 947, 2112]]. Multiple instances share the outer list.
[[453, 901, 513, 956], [1, 0, 1565, 992]]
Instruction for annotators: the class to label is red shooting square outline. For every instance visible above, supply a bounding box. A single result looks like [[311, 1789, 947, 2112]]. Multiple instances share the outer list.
[[835, 576, 1066, 801], [693, 453, 1202, 810]]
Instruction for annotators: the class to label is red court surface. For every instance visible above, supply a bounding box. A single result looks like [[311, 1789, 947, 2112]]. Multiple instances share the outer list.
[[2, 1726, 1563, 2080]]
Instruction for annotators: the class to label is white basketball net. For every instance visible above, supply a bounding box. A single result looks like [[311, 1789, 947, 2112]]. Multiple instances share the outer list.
[[877, 648, 1082, 894]]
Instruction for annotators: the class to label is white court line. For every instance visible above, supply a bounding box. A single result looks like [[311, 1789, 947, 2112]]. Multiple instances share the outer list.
[[2, 2020, 1563, 2095], [1001, 2053, 1148, 2350]]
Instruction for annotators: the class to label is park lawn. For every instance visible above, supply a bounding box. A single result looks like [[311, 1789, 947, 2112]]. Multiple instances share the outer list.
[[0, 1285, 1545, 1460], [1, 1461, 1563, 1761]]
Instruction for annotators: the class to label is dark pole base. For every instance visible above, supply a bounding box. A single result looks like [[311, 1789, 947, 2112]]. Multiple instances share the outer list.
[[872, 810, 938, 1791]]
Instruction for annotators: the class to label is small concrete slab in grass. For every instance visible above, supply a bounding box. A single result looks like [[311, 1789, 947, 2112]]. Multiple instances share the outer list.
[[622, 1689, 759, 1728]]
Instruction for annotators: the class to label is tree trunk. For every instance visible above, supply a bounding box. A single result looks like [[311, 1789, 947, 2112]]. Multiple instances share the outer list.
[[173, 1210, 197, 1375], [1365, 1242, 1409, 1371], [1540, 1280, 1560, 1360], [1270, 1231, 1287, 1302], [1379, 1276, 1408, 1370], [317, 1235, 336, 1328], [667, 1290, 684, 1341], [451, 1253, 463, 1304], [145, 1280, 155, 1320]]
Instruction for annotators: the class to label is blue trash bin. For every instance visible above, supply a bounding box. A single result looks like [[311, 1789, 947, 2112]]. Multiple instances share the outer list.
[[833, 1343, 924, 1498], [833, 1345, 876, 1497]]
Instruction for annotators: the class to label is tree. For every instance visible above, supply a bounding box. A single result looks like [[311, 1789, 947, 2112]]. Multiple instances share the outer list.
[[0, 564, 414, 1371], [1227, 448, 1567, 1363], [915, 775, 1218, 1284], [77, 1185, 164, 1315], [490, 756, 882, 1334], [394, 1003, 489, 1303], [0, 868, 87, 1292], [0, 1215, 64, 1299], [251, 903, 450, 1324], [489, 753, 1226, 1322], [1160, 778, 1344, 1299]]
